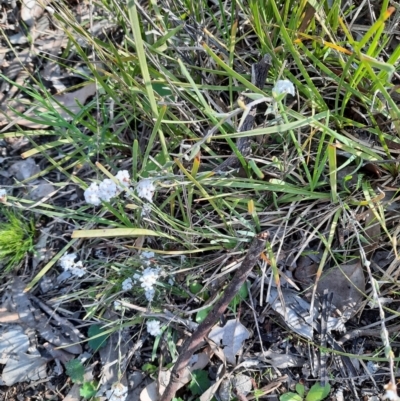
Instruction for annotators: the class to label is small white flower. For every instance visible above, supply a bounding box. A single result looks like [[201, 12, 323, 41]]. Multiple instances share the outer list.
[[84, 182, 101, 206], [122, 277, 133, 291], [136, 179, 155, 202], [139, 267, 160, 301], [0, 188, 6, 201], [272, 79, 295, 97], [140, 251, 154, 265], [144, 288, 155, 301], [59, 253, 86, 277], [113, 299, 129, 311], [59, 253, 78, 270], [141, 251, 155, 260], [98, 179, 118, 202], [115, 170, 130, 188], [141, 203, 152, 217], [367, 361, 379, 374], [114, 300, 123, 311], [106, 382, 128, 401], [69, 261, 86, 277], [146, 320, 162, 336], [95, 249, 105, 259], [140, 267, 160, 290], [69, 269, 85, 278]]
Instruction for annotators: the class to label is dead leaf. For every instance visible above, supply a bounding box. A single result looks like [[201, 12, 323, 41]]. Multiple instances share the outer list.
[[0, 308, 21, 323], [140, 381, 158, 401], [99, 310, 132, 387], [268, 287, 316, 340], [208, 319, 250, 365], [75, 20, 118, 48], [36, 31, 68, 52], [21, 0, 50, 27], [294, 254, 318, 288], [297, 3, 316, 33], [52, 83, 97, 118], [218, 374, 252, 401], [205, 337, 226, 364], [260, 349, 305, 368], [246, 376, 287, 400], [0, 83, 97, 129], [268, 286, 346, 339], [63, 384, 81, 401], [0, 326, 29, 364], [42, 342, 74, 364], [11, 278, 38, 328], [158, 352, 209, 396], [10, 278, 82, 354], [32, 227, 52, 270], [4, 133, 30, 152], [34, 316, 82, 355], [200, 364, 226, 401], [317, 261, 365, 320], [1, 351, 48, 385]]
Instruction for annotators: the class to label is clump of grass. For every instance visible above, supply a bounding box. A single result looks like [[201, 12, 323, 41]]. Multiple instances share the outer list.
[[0, 207, 35, 272]]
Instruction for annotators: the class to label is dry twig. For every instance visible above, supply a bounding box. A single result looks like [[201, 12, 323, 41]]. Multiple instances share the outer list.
[[159, 232, 268, 401]]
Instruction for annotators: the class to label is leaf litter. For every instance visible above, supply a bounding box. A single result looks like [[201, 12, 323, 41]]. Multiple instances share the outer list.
[[208, 319, 250, 365]]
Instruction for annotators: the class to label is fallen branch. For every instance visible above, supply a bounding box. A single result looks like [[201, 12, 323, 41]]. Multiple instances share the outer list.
[[159, 232, 268, 401]]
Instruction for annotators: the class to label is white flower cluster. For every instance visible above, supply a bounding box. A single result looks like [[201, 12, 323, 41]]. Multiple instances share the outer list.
[[106, 382, 128, 401], [113, 300, 123, 311], [140, 251, 155, 265], [366, 361, 379, 375], [136, 179, 155, 202], [121, 277, 133, 291], [59, 253, 85, 277], [84, 170, 131, 206], [120, 251, 160, 301], [139, 267, 160, 301], [115, 170, 130, 187], [146, 320, 162, 337]]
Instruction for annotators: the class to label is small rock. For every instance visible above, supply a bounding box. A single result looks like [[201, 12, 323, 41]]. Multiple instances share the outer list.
[[29, 182, 54, 200], [9, 158, 40, 181]]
